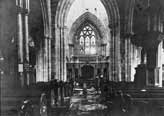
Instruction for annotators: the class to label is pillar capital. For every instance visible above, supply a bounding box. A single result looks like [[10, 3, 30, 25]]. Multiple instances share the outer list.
[[17, 6, 29, 15], [131, 31, 164, 49]]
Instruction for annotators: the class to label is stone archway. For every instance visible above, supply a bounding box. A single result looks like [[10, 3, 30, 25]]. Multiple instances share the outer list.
[[52, 0, 121, 81], [68, 12, 108, 57], [69, 12, 107, 44]]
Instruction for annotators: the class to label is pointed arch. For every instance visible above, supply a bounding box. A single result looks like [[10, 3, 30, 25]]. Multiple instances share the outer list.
[[69, 12, 106, 43], [52, 0, 121, 81], [54, 0, 120, 29]]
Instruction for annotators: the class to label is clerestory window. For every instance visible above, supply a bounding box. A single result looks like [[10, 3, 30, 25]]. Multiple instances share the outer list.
[[79, 25, 96, 55]]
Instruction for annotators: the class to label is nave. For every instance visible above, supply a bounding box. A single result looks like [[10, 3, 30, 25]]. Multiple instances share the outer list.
[[1, 0, 164, 116], [17, 79, 164, 116]]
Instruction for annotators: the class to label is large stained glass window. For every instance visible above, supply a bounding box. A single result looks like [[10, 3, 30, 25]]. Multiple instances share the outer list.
[[79, 25, 96, 55]]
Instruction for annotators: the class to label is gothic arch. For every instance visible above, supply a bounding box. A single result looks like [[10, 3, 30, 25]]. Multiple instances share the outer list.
[[53, 0, 121, 81], [69, 12, 107, 43], [54, 0, 120, 29]]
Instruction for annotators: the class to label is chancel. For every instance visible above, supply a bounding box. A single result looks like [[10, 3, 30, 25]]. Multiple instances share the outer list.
[[1, 0, 164, 116]]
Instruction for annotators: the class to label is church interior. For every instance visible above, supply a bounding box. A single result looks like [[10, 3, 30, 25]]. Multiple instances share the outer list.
[[0, 0, 164, 116]]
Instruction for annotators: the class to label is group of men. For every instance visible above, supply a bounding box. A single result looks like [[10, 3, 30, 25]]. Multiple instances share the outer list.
[[93, 74, 133, 113], [42, 75, 133, 114], [43, 78, 74, 107]]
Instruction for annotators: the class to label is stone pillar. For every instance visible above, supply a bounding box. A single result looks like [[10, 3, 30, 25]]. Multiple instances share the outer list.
[[124, 38, 132, 82], [124, 39, 128, 81], [48, 38, 51, 81], [153, 14, 158, 31], [110, 28, 116, 81], [43, 36, 51, 82], [16, 0, 24, 87], [47, 0, 52, 81], [36, 47, 44, 82], [55, 26, 67, 81], [60, 27, 64, 81], [155, 41, 163, 87], [51, 38, 56, 79], [24, 0, 30, 85], [111, 26, 121, 82], [63, 27, 68, 81], [55, 27, 61, 80], [43, 37, 49, 81]]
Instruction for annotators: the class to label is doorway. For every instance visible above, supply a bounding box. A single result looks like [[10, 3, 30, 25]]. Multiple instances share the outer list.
[[81, 65, 94, 80]]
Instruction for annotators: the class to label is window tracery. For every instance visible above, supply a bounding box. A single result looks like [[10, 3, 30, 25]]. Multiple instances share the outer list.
[[78, 25, 96, 55]]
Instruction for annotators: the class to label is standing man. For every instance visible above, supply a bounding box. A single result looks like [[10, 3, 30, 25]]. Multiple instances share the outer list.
[[69, 78, 74, 96], [53, 79, 58, 106], [40, 93, 48, 116], [95, 75, 99, 94], [59, 80, 64, 105], [100, 74, 104, 95], [83, 82, 87, 98]]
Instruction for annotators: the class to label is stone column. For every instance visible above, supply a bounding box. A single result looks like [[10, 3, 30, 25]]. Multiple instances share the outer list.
[[55, 26, 67, 81], [43, 36, 51, 82], [55, 27, 61, 80], [124, 38, 131, 82], [60, 27, 64, 81], [36, 47, 44, 82], [155, 41, 163, 87], [24, 0, 30, 85], [47, 0, 52, 81], [43, 37, 49, 81], [16, 0, 24, 87], [110, 27, 115, 81], [110, 25, 121, 82], [124, 39, 128, 81], [48, 37, 51, 81], [63, 26, 68, 81]]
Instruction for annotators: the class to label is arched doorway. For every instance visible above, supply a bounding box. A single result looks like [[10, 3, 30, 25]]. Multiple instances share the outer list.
[[81, 65, 94, 80]]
